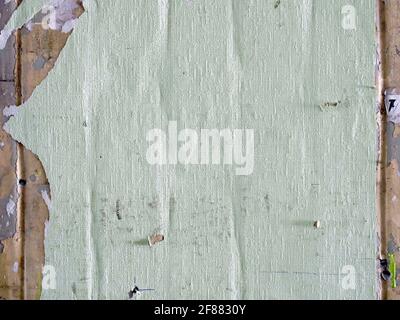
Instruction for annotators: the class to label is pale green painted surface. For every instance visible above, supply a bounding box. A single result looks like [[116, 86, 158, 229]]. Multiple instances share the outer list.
[[8, 0, 376, 299]]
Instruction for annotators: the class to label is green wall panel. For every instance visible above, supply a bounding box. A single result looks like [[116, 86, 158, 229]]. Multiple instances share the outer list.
[[8, 0, 376, 299]]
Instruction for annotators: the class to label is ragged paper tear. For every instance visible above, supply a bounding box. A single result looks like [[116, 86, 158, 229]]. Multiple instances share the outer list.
[[385, 89, 400, 124]]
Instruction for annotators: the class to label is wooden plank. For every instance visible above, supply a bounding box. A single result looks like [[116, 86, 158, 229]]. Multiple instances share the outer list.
[[377, 0, 400, 300]]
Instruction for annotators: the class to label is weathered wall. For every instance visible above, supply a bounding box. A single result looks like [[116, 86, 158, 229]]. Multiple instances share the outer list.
[[7, 0, 376, 299]]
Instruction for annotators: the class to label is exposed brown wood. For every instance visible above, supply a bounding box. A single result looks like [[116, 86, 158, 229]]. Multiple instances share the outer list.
[[377, 0, 400, 300], [0, 0, 21, 300], [0, 1, 84, 300], [16, 145, 49, 300], [0, 142, 50, 300], [20, 27, 70, 104], [0, 131, 19, 300], [376, 0, 388, 300], [15, 0, 24, 298]]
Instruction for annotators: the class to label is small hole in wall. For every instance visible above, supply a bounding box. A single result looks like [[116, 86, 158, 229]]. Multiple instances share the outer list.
[[18, 179, 27, 187]]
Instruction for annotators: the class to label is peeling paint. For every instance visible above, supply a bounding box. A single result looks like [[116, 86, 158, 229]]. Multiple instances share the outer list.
[[0, 0, 84, 300], [25, 0, 82, 33], [3, 105, 18, 118], [5, 197, 15, 217], [385, 89, 400, 124], [40, 189, 51, 211], [0, 28, 11, 49], [148, 233, 164, 247], [11, 261, 17, 273], [0, 195, 17, 240]]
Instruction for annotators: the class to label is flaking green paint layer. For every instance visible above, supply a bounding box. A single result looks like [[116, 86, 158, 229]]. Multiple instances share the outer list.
[[8, 0, 376, 299]]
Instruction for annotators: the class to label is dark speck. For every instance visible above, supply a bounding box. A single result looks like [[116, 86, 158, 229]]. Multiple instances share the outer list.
[[381, 270, 391, 281], [264, 194, 271, 211], [115, 200, 122, 220], [72, 282, 77, 296], [19, 179, 27, 187], [128, 286, 140, 299], [396, 45, 400, 57]]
